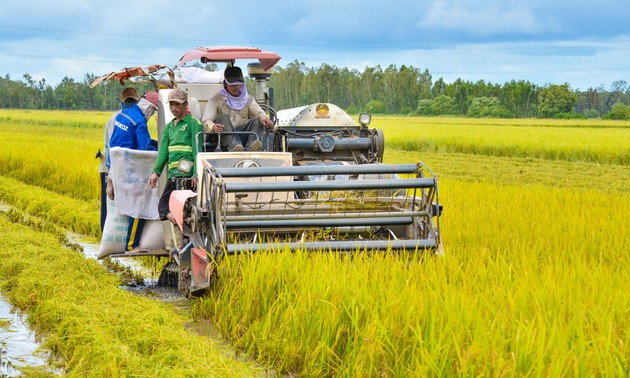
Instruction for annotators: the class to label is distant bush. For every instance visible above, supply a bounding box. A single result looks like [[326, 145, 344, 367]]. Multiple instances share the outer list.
[[583, 109, 601, 119], [417, 95, 459, 116], [431, 95, 456, 115], [467, 97, 513, 118], [345, 105, 359, 115], [365, 100, 386, 114], [417, 99, 433, 116], [554, 112, 587, 120], [603, 103, 630, 120]]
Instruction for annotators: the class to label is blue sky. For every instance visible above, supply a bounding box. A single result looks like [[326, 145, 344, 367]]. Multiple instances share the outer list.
[[1, 0, 628, 91]]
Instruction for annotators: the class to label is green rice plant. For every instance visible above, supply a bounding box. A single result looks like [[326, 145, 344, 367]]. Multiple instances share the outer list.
[[375, 116, 630, 165], [0, 108, 158, 134], [376, 115, 630, 129], [0, 128, 102, 201]]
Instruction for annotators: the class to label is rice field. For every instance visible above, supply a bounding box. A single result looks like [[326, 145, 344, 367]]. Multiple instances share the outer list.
[[377, 116, 630, 165], [0, 109, 628, 376]]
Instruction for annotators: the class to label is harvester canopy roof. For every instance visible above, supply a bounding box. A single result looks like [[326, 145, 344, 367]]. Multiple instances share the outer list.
[[176, 46, 281, 71], [89, 64, 174, 88]]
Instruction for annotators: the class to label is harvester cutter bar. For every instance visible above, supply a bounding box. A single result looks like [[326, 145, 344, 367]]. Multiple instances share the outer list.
[[227, 216, 414, 228], [227, 209, 429, 222], [225, 205, 428, 228], [225, 239, 437, 255]]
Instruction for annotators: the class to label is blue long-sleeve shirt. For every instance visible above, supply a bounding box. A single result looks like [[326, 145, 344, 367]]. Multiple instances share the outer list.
[[107, 104, 156, 168]]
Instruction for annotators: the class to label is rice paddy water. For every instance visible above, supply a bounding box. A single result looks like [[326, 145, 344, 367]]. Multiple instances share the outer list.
[[0, 296, 57, 377]]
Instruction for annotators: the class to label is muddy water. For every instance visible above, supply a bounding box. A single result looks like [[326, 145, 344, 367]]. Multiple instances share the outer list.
[[0, 298, 57, 377], [72, 235, 186, 301], [0, 203, 58, 376], [75, 235, 156, 281]]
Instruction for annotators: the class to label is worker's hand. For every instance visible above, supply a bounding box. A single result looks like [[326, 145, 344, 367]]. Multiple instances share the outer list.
[[261, 118, 274, 129], [148, 173, 159, 188], [191, 177, 198, 191], [211, 123, 224, 134], [106, 178, 114, 200]]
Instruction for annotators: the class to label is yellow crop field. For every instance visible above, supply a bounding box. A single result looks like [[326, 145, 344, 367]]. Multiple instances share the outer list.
[[0, 109, 628, 376], [376, 116, 630, 165], [0, 109, 158, 202]]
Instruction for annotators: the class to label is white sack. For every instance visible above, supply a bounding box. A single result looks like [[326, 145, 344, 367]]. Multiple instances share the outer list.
[[98, 197, 164, 259], [109, 147, 159, 220]]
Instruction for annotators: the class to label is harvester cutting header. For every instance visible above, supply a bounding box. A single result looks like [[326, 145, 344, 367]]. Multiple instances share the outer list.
[[92, 46, 443, 295]]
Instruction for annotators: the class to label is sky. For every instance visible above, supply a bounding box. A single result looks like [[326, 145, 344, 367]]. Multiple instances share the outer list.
[[0, 0, 628, 91]]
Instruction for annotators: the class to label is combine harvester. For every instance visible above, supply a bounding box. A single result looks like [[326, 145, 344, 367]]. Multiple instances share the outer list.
[[92, 46, 443, 296]]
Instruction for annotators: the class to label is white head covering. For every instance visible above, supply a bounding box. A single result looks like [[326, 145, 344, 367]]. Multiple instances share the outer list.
[[137, 97, 157, 120]]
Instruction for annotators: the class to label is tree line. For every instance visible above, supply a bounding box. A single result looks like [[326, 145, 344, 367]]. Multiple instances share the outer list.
[[1, 62, 629, 119]]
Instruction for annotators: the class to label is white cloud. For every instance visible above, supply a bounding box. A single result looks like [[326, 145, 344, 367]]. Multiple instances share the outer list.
[[417, 1, 565, 36]]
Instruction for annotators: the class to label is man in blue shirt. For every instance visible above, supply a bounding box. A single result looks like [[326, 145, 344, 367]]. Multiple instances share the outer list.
[[107, 91, 159, 163], [98, 87, 140, 231], [106, 91, 160, 252]]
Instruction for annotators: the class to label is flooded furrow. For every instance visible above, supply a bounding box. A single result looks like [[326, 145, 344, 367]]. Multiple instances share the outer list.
[[0, 203, 57, 376], [71, 234, 187, 301], [0, 298, 58, 377]]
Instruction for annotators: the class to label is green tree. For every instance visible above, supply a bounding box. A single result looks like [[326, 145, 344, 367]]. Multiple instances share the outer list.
[[502, 80, 539, 117], [576, 87, 602, 116], [298, 68, 319, 105], [316, 63, 339, 103], [538, 83, 577, 118], [450, 78, 469, 115], [359, 66, 384, 111], [55, 77, 81, 109], [431, 95, 455, 115], [610, 80, 628, 105], [418, 69, 432, 100], [432, 77, 446, 98], [273, 61, 305, 109], [603, 103, 630, 120]]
